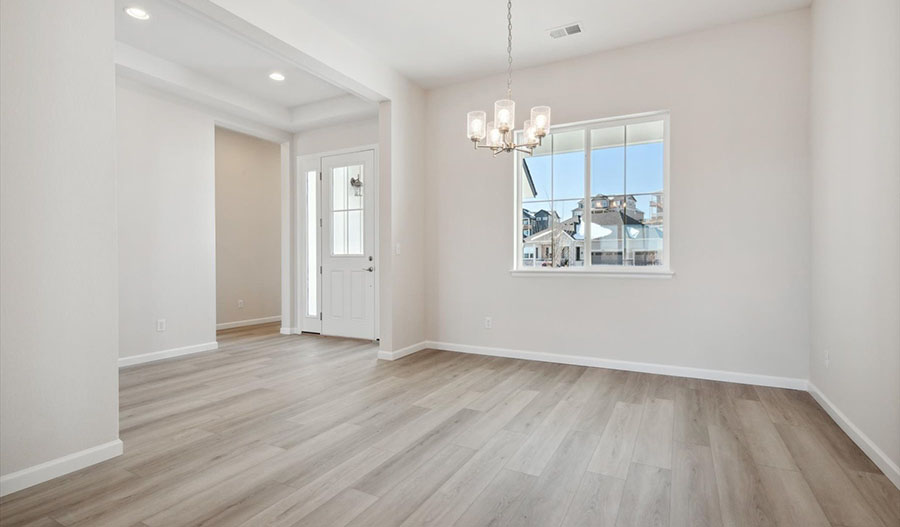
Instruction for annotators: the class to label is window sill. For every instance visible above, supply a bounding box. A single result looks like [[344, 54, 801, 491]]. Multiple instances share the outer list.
[[510, 267, 674, 279]]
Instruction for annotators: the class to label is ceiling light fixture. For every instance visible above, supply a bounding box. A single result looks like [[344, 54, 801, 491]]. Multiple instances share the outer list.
[[124, 6, 150, 20], [467, 0, 550, 156], [268, 72, 285, 82]]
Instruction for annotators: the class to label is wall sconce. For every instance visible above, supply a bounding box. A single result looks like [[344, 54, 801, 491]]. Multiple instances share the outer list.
[[350, 175, 363, 197]]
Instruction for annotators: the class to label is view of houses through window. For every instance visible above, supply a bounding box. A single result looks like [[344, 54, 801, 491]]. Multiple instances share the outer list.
[[518, 114, 667, 270]]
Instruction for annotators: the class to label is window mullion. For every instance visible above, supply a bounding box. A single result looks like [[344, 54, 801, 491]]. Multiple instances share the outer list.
[[583, 128, 591, 269]]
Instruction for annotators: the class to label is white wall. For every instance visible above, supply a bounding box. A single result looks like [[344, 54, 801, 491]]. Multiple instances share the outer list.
[[0, 0, 121, 490], [117, 84, 217, 360], [425, 10, 811, 381], [215, 127, 281, 326], [294, 118, 379, 156], [809, 0, 900, 482]]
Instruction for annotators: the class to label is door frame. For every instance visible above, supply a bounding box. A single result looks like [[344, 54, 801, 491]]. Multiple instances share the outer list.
[[296, 145, 379, 338]]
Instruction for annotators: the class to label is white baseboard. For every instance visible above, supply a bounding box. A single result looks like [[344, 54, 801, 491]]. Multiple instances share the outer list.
[[377, 341, 429, 361], [216, 315, 281, 330], [280, 327, 297, 335], [118, 341, 219, 368], [423, 341, 808, 390], [0, 439, 123, 497], [808, 383, 900, 489]]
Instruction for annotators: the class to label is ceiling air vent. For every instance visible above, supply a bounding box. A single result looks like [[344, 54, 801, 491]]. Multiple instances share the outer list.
[[549, 23, 582, 39]]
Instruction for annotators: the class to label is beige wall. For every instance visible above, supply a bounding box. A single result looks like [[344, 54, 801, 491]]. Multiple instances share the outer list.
[[425, 10, 811, 380], [1, 0, 120, 488], [809, 0, 900, 482], [215, 127, 281, 326], [117, 84, 217, 360]]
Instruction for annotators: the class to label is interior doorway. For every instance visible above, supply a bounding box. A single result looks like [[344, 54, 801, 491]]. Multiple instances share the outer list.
[[298, 147, 378, 340]]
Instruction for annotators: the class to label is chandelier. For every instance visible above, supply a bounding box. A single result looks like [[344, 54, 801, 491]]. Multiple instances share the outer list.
[[467, 0, 551, 155]]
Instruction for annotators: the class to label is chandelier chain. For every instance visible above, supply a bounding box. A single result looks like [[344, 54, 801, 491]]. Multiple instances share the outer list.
[[506, 0, 513, 99]]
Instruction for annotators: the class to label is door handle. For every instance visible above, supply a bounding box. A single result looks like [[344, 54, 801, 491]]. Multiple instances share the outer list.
[[363, 266, 374, 272]]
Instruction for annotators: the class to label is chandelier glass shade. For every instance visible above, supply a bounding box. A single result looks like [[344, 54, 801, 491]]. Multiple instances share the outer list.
[[466, 0, 550, 155]]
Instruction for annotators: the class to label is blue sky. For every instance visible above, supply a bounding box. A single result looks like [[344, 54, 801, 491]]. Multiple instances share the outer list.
[[523, 142, 663, 205]]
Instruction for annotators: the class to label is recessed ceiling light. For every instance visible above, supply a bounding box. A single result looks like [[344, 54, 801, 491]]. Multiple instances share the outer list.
[[268, 72, 285, 82], [124, 7, 150, 20]]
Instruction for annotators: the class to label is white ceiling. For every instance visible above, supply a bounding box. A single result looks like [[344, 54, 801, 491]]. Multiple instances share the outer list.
[[293, 0, 811, 88], [115, 0, 376, 131]]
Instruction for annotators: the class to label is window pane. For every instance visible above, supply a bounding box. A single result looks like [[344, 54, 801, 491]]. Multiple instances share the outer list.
[[332, 211, 347, 255], [591, 126, 625, 196], [332, 166, 347, 210], [522, 201, 552, 267], [306, 171, 317, 316], [347, 164, 363, 209], [625, 121, 664, 194], [347, 209, 363, 255], [522, 142, 551, 202], [627, 194, 663, 266], [552, 199, 584, 267], [551, 130, 584, 200]]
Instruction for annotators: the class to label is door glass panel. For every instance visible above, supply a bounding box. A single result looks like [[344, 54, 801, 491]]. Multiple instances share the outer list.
[[306, 170, 317, 316], [347, 210, 363, 255], [332, 166, 347, 210], [332, 211, 347, 255], [347, 165, 363, 209], [330, 163, 365, 256]]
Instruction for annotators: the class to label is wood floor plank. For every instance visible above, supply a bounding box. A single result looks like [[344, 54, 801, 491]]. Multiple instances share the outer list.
[[504, 430, 600, 527], [239, 446, 393, 527], [776, 423, 884, 527], [588, 402, 644, 479], [452, 469, 537, 527], [401, 429, 527, 527], [733, 399, 796, 470], [674, 388, 709, 446], [347, 444, 475, 527], [560, 472, 625, 527], [848, 470, 900, 527], [670, 442, 723, 527], [615, 462, 671, 527], [293, 488, 378, 527], [454, 390, 538, 450], [708, 425, 776, 527], [757, 465, 829, 527], [632, 398, 675, 469]]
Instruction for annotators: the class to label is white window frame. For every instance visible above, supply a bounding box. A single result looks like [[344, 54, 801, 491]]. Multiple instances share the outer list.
[[511, 110, 673, 278]]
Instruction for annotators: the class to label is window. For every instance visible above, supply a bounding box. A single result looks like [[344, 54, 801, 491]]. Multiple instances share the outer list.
[[515, 112, 669, 274], [306, 170, 318, 316]]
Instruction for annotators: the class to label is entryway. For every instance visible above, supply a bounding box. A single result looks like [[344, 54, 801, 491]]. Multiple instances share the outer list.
[[298, 148, 378, 340]]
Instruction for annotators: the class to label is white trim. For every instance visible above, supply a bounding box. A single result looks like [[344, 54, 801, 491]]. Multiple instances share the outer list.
[[422, 341, 807, 390], [377, 341, 428, 361], [216, 316, 281, 330], [0, 439, 123, 497], [280, 327, 297, 335], [118, 342, 219, 368], [808, 383, 900, 489], [510, 268, 674, 278]]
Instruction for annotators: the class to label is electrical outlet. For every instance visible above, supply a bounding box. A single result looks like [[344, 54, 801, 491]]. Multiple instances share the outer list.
[[237, 299, 245, 309], [484, 316, 492, 329], [156, 319, 167, 332], [824, 349, 830, 368]]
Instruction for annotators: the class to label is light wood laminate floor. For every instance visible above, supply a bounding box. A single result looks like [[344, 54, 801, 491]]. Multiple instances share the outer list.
[[1, 323, 897, 526]]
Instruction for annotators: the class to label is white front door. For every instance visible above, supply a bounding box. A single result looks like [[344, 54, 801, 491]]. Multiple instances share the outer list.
[[321, 150, 376, 339]]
